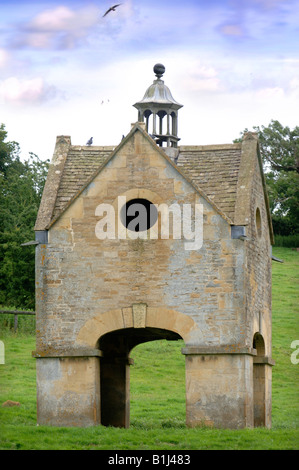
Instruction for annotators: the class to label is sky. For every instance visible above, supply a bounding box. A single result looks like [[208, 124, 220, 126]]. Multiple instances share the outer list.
[[0, 0, 298, 161]]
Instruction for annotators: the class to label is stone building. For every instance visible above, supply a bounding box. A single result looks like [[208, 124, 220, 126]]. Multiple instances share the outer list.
[[33, 64, 275, 428]]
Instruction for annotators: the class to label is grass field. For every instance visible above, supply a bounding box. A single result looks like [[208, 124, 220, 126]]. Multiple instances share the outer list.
[[0, 247, 298, 450]]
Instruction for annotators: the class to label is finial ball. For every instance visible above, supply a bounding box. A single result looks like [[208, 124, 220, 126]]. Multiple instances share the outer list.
[[153, 63, 165, 78]]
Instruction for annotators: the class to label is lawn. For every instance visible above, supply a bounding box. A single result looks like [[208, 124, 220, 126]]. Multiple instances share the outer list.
[[0, 247, 298, 450]]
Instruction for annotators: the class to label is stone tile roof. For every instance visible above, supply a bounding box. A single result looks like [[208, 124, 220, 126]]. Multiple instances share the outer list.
[[51, 146, 114, 220], [35, 125, 273, 243], [50, 143, 242, 224], [177, 144, 242, 222]]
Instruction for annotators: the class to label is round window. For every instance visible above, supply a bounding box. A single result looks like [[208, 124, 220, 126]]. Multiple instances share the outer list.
[[120, 198, 158, 232]]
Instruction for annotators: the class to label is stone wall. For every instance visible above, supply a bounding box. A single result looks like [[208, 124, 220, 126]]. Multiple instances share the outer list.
[[35, 129, 247, 355], [34, 128, 273, 428], [246, 155, 272, 355]]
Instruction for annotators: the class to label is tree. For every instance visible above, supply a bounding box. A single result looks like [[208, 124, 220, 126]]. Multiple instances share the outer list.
[[235, 120, 299, 235], [0, 124, 49, 309]]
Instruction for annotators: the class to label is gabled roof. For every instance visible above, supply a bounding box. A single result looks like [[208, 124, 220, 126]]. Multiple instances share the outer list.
[[177, 144, 242, 222], [52, 145, 113, 221], [35, 123, 273, 243]]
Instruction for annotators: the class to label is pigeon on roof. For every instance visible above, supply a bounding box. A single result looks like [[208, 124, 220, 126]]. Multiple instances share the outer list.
[[86, 137, 93, 146], [102, 4, 122, 17]]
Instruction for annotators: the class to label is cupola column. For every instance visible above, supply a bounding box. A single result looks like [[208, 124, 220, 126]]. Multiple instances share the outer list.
[[153, 112, 157, 134], [167, 113, 170, 136]]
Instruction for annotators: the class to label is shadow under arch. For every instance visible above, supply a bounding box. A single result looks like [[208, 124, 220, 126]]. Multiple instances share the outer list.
[[253, 332, 265, 356], [98, 326, 183, 427], [252, 331, 267, 427]]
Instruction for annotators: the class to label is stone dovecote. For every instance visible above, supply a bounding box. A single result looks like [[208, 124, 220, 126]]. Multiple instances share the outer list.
[[34, 65, 274, 429]]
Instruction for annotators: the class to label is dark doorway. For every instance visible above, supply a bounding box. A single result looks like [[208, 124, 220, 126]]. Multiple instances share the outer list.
[[98, 327, 182, 427], [253, 332, 266, 426]]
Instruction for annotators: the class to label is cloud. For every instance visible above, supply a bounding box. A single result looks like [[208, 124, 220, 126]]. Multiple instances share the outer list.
[[288, 78, 299, 99], [181, 62, 223, 93], [247, 0, 289, 10], [27, 5, 77, 31], [289, 77, 299, 90], [255, 86, 285, 100], [229, 0, 290, 12], [218, 24, 245, 37], [216, 0, 296, 41], [10, 5, 101, 50], [0, 48, 9, 68], [0, 77, 60, 104]]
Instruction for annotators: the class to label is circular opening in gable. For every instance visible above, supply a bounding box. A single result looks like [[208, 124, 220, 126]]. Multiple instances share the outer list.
[[256, 207, 262, 238], [120, 198, 158, 232]]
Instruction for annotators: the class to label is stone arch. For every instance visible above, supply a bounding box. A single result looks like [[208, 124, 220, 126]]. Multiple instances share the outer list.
[[112, 187, 163, 209], [253, 331, 265, 356], [76, 306, 199, 427], [77, 305, 199, 349]]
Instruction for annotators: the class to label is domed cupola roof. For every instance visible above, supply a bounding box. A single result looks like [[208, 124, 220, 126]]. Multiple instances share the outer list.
[[135, 64, 183, 110]]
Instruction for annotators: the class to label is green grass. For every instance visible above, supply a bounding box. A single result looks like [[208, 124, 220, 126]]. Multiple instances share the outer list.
[[0, 247, 298, 449]]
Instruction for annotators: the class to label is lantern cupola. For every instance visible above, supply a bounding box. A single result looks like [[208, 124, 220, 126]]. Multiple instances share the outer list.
[[133, 64, 183, 148]]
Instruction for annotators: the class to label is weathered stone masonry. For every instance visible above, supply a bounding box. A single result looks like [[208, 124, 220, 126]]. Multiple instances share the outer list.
[[34, 66, 274, 428]]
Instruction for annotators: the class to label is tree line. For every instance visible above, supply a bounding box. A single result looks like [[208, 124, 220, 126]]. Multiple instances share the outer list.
[[0, 124, 49, 309], [0, 120, 298, 309], [235, 120, 299, 237]]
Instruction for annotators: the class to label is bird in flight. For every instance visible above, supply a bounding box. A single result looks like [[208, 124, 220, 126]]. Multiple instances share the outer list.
[[102, 4, 122, 17]]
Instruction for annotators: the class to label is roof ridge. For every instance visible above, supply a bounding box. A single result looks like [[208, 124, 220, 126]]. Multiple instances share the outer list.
[[46, 124, 235, 229], [179, 143, 242, 151]]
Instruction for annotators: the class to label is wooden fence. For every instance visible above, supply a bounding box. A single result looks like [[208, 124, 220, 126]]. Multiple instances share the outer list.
[[0, 310, 36, 332]]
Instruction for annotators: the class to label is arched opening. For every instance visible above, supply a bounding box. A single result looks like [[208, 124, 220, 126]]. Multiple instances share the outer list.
[[253, 332, 266, 427], [143, 110, 152, 133], [255, 207, 262, 238], [98, 327, 183, 428], [253, 332, 265, 355], [77, 306, 199, 427], [157, 110, 167, 137]]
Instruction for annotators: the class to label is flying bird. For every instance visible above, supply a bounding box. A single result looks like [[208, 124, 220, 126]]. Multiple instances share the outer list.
[[86, 137, 93, 146], [102, 4, 122, 17]]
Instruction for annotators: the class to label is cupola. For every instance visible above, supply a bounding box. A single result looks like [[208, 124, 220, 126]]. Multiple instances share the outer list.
[[133, 64, 183, 148]]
